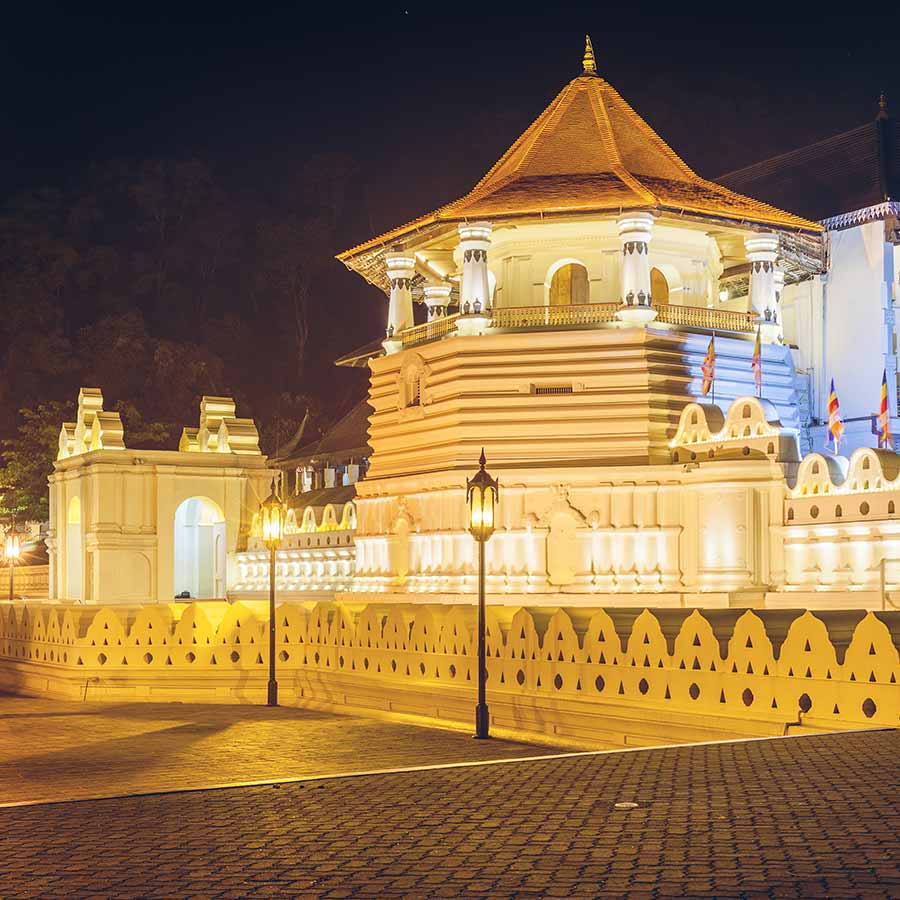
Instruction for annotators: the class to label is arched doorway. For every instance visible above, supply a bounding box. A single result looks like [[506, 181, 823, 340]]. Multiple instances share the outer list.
[[548, 262, 589, 306], [650, 267, 670, 303], [173, 497, 226, 600], [66, 495, 82, 601]]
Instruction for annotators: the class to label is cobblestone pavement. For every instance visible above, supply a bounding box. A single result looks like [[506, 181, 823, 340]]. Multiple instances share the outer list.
[[0, 729, 897, 899], [0, 697, 554, 805]]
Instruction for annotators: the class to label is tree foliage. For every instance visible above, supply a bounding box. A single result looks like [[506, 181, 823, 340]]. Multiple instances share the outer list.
[[0, 154, 358, 521]]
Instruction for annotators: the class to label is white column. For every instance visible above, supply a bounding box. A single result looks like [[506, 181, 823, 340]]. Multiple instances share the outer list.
[[744, 233, 778, 321], [423, 283, 452, 320], [385, 253, 415, 336], [772, 267, 785, 338], [616, 212, 657, 325], [458, 222, 492, 314]]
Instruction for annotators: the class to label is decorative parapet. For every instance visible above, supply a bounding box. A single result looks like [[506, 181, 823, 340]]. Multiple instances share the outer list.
[[179, 396, 261, 455], [791, 448, 900, 498], [395, 303, 758, 352], [57, 388, 126, 459], [671, 395, 799, 463], [250, 501, 356, 540], [820, 200, 900, 232], [0, 602, 895, 733], [782, 448, 900, 590]]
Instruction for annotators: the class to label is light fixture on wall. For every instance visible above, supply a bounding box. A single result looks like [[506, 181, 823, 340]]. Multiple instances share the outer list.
[[466, 449, 499, 739], [260, 479, 286, 706], [4, 528, 20, 603], [719, 287, 729, 302]]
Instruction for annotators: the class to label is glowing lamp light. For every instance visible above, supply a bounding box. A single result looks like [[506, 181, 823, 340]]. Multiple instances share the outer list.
[[5, 529, 19, 604], [4, 533, 20, 561], [260, 480, 286, 551], [260, 478, 286, 708], [466, 450, 499, 543], [466, 449, 498, 741], [718, 287, 729, 302]]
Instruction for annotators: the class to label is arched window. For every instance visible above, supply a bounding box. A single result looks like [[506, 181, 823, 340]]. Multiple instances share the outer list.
[[650, 268, 669, 303], [549, 263, 589, 306], [399, 355, 428, 411]]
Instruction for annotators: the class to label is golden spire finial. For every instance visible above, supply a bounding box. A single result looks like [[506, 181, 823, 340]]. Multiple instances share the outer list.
[[582, 34, 597, 76]]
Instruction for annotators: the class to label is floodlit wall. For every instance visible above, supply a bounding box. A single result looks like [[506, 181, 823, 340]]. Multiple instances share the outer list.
[[0, 600, 895, 745], [47, 391, 274, 604], [783, 221, 898, 456], [486, 219, 722, 310]]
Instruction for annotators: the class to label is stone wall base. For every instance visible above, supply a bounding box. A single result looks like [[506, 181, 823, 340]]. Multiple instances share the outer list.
[[0, 658, 833, 750]]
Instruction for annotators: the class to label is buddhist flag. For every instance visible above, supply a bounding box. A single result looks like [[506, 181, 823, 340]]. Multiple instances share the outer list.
[[701, 335, 715, 397], [751, 326, 762, 396], [879, 368, 893, 449], [828, 378, 844, 452]]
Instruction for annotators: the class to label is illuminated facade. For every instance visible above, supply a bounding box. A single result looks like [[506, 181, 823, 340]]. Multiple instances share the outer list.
[[42, 41, 900, 615], [325, 38, 900, 611], [48, 390, 272, 604]]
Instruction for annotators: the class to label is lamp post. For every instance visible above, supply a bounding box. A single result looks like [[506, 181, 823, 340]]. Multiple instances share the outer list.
[[466, 449, 499, 739], [5, 529, 20, 603], [260, 479, 286, 706]]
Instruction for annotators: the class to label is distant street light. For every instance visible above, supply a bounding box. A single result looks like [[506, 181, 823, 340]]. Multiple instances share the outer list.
[[5, 529, 20, 604], [260, 479, 286, 707], [466, 449, 499, 740]]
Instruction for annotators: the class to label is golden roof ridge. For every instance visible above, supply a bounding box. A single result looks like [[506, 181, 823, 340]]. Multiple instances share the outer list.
[[336, 43, 823, 276]]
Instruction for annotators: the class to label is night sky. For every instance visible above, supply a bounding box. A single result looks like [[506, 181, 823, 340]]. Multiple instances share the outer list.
[[2, 3, 897, 404]]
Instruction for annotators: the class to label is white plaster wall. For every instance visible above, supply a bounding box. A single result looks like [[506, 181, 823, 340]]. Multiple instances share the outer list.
[[48, 451, 273, 604], [487, 218, 729, 309], [815, 222, 897, 454]]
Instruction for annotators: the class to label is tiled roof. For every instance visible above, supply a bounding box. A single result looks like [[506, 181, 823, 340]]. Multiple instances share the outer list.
[[286, 484, 357, 511], [276, 400, 371, 468], [718, 111, 899, 225], [339, 70, 821, 284]]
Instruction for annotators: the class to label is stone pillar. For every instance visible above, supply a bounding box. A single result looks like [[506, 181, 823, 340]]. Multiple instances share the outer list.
[[383, 252, 415, 354], [744, 233, 778, 321], [771, 267, 785, 338], [458, 222, 492, 314], [423, 283, 452, 320], [616, 212, 657, 325]]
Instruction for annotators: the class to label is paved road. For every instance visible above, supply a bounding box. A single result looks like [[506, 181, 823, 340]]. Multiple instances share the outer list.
[[0, 728, 897, 898], [0, 697, 553, 805]]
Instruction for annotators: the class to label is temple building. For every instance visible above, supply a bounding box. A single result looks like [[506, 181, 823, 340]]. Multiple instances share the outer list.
[[40, 39, 900, 613], [326, 37, 893, 610]]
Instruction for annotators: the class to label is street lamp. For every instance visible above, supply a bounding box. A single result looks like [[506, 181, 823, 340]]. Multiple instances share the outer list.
[[466, 449, 499, 739], [5, 529, 20, 604], [260, 478, 286, 706]]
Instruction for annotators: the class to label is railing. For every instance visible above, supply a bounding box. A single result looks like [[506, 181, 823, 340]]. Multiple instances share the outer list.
[[654, 303, 756, 333], [6, 565, 49, 600], [401, 313, 460, 349], [491, 303, 620, 329], [396, 302, 756, 351]]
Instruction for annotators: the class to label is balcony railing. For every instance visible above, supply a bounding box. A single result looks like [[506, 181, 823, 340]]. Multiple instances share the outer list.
[[398, 302, 757, 350], [491, 303, 620, 329], [400, 313, 461, 349], [653, 303, 756, 333]]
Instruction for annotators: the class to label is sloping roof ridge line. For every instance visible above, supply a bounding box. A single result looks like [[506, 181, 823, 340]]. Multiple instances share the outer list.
[[718, 123, 875, 181], [586, 78, 622, 168], [463, 79, 576, 202], [588, 79, 659, 206], [613, 167, 658, 205]]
